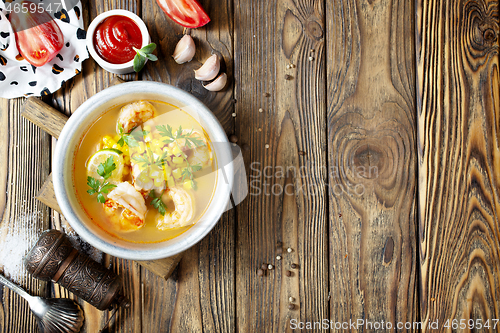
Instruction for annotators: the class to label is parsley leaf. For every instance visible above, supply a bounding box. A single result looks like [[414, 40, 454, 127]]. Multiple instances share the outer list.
[[123, 134, 140, 148], [117, 124, 140, 148], [101, 182, 117, 194], [156, 124, 175, 144], [97, 193, 106, 204], [132, 154, 152, 169], [97, 156, 116, 180], [156, 125, 206, 148], [149, 191, 167, 215], [86, 158, 118, 204]]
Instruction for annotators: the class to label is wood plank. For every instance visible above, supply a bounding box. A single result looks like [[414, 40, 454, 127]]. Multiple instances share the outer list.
[[326, 0, 418, 328], [416, 0, 500, 329], [0, 98, 6, 332], [137, 255, 183, 281], [0, 99, 51, 333], [35, 175, 60, 213], [48, 0, 142, 331], [21, 98, 68, 139], [234, 0, 328, 331], [140, 0, 236, 331]]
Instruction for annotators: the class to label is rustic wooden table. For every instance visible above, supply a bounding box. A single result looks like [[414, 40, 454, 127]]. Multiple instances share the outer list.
[[1, 0, 499, 332]]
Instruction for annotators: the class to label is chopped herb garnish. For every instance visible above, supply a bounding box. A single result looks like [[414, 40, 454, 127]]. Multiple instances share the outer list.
[[117, 124, 140, 148], [149, 191, 167, 215], [97, 156, 117, 179], [87, 156, 117, 203], [182, 162, 202, 181], [132, 147, 167, 169], [154, 125, 206, 189], [180, 160, 201, 190], [132, 154, 152, 169], [156, 125, 206, 148]]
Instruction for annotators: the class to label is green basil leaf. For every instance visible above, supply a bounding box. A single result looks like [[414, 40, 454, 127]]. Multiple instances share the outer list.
[[141, 43, 156, 54], [133, 54, 147, 72], [144, 53, 158, 61]]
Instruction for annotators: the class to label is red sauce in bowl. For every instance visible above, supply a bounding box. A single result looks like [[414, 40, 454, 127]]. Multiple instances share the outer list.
[[93, 15, 142, 64]]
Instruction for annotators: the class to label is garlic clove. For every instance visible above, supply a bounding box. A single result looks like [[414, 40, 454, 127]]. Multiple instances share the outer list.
[[203, 73, 227, 92], [194, 54, 220, 81], [173, 35, 196, 64]]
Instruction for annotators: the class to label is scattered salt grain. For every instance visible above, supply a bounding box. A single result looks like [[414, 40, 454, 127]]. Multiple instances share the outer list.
[[0, 212, 41, 284]]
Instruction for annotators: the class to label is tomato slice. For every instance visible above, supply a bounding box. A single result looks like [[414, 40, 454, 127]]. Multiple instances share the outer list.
[[155, 0, 210, 29], [9, 1, 64, 67]]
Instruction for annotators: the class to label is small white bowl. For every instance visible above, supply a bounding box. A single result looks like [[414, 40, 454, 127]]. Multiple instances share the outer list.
[[86, 10, 150, 74]]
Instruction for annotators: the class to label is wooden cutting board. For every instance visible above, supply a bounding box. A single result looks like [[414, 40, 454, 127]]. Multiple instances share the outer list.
[[21, 78, 183, 280]]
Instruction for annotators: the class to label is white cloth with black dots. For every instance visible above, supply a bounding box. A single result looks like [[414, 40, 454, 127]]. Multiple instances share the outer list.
[[0, 0, 88, 98]]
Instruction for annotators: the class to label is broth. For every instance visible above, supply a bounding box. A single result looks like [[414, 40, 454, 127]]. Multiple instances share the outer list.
[[73, 100, 217, 243]]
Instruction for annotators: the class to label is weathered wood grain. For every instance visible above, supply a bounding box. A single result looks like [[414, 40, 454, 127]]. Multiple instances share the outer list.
[[0, 99, 51, 333], [49, 0, 142, 331], [35, 175, 60, 213], [21, 98, 69, 139], [234, 0, 327, 331], [416, 0, 500, 330], [0, 99, 9, 228], [140, 0, 236, 331], [326, 0, 418, 329], [137, 255, 183, 281]]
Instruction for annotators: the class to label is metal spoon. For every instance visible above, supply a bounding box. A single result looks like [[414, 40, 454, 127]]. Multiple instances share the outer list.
[[0, 274, 84, 333]]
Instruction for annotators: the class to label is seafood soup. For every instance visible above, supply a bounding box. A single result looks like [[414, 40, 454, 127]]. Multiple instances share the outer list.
[[73, 100, 217, 243]]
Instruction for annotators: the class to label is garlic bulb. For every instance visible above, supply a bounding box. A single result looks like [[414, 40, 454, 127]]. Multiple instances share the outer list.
[[194, 54, 220, 81], [203, 73, 227, 91], [173, 35, 196, 64]]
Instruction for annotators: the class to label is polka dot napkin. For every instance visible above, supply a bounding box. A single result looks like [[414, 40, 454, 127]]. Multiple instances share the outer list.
[[0, 0, 88, 99]]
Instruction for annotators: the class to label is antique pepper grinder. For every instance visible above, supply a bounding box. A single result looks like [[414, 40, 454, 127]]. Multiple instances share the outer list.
[[24, 229, 130, 311]]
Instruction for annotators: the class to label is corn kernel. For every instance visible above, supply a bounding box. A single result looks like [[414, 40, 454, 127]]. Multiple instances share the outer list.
[[150, 169, 162, 178], [183, 181, 193, 190], [172, 168, 182, 179], [172, 156, 184, 164], [171, 145, 182, 156], [114, 135, 120, 141], [144, 125, 152, 131], [154, 148, 163, 157], [139, 173, 150, 183], [154, 179, 164, 187]]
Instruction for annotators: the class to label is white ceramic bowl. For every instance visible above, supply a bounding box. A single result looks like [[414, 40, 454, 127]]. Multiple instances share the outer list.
[[86, 10, 150, 74], [53, 81, 234, 260]]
